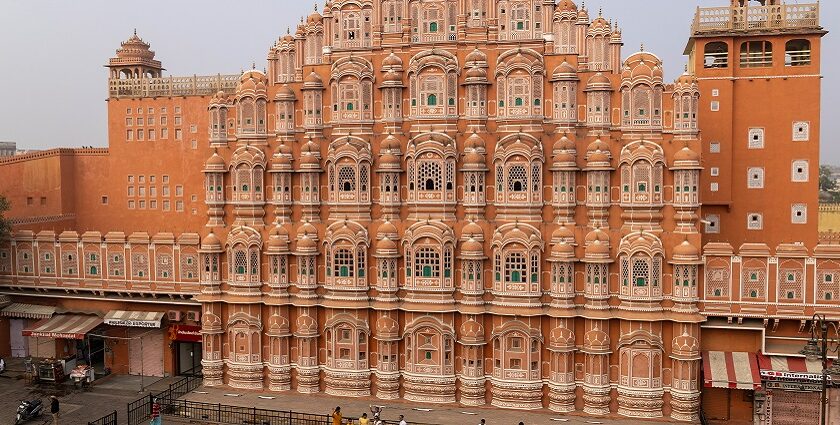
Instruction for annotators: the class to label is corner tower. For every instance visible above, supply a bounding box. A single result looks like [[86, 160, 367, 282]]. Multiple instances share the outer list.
[[686, 0, 826, 247], [106, 30, 164, 80]]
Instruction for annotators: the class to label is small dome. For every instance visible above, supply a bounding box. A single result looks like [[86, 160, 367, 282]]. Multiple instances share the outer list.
[[300, 152, 320, 166], [306, 9, 323, 24], [275, 84, 296, 101], [205, 152, 226, 170], [377, 221, 399, 241], [381, 134, 401, 151], [296, 235, 317, 250], [549, 326, 575, 349], [210, 90, 230, 106], [201, 232, 221, 248], [465, 47, 487, 64], [676, 71, 698, 86], [586, 138, 610, 154], [584, 328, 609, 348], [552, 241, 576, 257], [375, 237, 397, 254], [553, 135, 576, 152], [303, 71, 324, 88], [460, 238, 484, 254], [463, 150, 486, 166], [382, 70, 402, 83], [557, 0, 578, 12], [585, 228, 610, 244], [295, 314, 318, 336], [585, 72, 612, 91], [674, 146, 700, 162], [585, 240, 610, 257], [589, 16, 610, 31], [673, 240, 700, 258], [379, 153, 400, 166], [672, 333, 699, 354], [462, 221, 484, 239], [271, 153, 292, 169], [552, 225, 575, 243], [382, 52, 403, 68], [551, 62, 579, 81], [464, 132, 486, 151], [465, 66, 487, 79], [376, 316, 399, 340], [460, 319, 485, 344], [302, 139, 320, 154]]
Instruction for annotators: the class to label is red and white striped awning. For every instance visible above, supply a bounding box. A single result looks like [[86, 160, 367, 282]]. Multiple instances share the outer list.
[[23, 314, 103, 340], [702, 351, 762, 390], [758, 354, 829, 383]]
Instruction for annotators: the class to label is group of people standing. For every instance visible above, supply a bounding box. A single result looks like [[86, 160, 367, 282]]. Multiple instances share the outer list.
[[332, 405, 407, 425]]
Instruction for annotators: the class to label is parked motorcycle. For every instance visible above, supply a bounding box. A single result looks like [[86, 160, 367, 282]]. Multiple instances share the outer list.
[[14, 399, 43, 425]]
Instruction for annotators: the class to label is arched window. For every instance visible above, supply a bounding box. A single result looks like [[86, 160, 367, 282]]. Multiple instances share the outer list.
[[785, 39, 811, 66], [704, 42, 729, 68], [587, 35, 610, 71], [491, 325, 541, 385], [382, 0, 404, 33], [403, 221, 455, 291], [493, 134, 544, 209], [403, 320, 455, 378], [405, 134, 457, 208], [492, 223, 543, 298], [740, 40, 773, 68], [408, 50, 458, 118], [326, 137, 372, 210]]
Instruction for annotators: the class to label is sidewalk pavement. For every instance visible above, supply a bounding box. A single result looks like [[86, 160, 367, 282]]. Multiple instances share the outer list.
[[184, 386, 686, 425]]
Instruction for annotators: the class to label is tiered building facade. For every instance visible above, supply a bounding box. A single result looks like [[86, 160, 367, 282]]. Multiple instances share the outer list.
[[0, 0, 829, 422]]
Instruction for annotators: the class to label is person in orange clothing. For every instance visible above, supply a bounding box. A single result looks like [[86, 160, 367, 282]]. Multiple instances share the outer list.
[[332, 406, 342, 425], [358, 413, 370, 425]]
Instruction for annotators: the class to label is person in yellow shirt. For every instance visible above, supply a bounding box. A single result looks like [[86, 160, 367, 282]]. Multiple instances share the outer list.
[[359, 413, 370, 425], [332, 406, 342, 425]]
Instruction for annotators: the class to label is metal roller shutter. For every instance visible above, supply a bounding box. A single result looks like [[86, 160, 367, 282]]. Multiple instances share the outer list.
[[128, 329, 164, 377], [769, 390, 820, 425]]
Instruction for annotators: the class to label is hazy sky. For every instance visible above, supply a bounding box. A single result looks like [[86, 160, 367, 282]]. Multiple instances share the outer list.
[[0, 1, 836, 161]]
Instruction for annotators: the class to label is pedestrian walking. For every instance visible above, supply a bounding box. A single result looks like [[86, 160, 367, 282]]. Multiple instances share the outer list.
[[332, 406, 343, 425], [478, 419, 486, 425], [369, 404, 384, 421], [398, 414, 407, 425], [359, 412, 370, 425], [150, 397, 162, 425], [49, 395, 60, 425]]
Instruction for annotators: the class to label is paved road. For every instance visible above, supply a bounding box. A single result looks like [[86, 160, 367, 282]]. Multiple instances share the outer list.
[[0, 368, 176, 424], [184, 386, 682, 425]]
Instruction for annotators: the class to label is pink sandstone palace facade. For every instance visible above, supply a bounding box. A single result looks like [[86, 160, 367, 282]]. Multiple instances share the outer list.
[[0, 0, 830, 423]]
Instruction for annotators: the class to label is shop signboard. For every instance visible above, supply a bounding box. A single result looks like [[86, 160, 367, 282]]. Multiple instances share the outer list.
[[169, 324, 202, 342]]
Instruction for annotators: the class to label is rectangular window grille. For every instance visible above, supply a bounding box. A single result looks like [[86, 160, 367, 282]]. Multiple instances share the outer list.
[[710, 142, 720, 153], [705, 215, 720, 234], [710, 101, 720, 112], [747, 213, 763, 230], [793, 121, 810, 141], [748, 128, 765, 149], [792, 204, 807, 224], [792, 160, 809, 182], [747, 167, 764, 189]]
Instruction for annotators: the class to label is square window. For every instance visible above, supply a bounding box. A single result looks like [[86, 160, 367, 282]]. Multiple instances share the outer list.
[[710, 142, 721, 153], [793, 121, 810, 141], [128, 175, 134, 183], [710, 101, 720, 112], [705, 214, 720, 234], [161, 107, 167, 113], [137, 107, 143, 114], [175, 185, 184, 196], [101, 196, 108, 205], [174, 106, 181, 114], [792, 160, 809, 182], [711, 167, 720, 177], [190, 124, 197, 134], [126, 129, 133, 141], [176, 200, 184, 212], [175, 129, 182, 140], [792, 204, 807, 224], [125, 117, 133, 126], [747, 213, 763, 230], [26, 197, 33, 206], [174, 116, 182, 125], [163, 200, 171, 211], [161, 128, 169, 139], [128, 200, 135, 209], [148, 107, 154, 114], [150, 200, 157, 209], [162, 175, 169, 184], [139, 200, 146, 209], [126, 108, 132, 115], [40, 197, 46, 206], [747, 167, 764, 189], [710, 182, 719, 192], [712, 89, 720, 97], [161, 116, 168, 125], [748, 128, 765, 149]]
